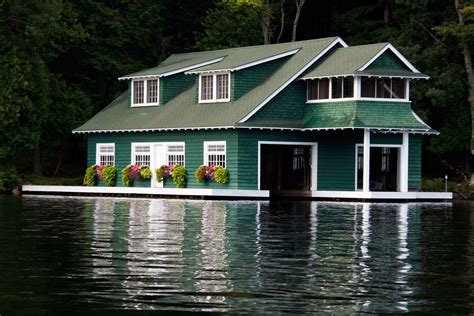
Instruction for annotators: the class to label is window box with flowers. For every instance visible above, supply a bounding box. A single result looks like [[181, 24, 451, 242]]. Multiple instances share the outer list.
[[194, 165, 229, 185], [84, 164, 117, 187], [156, 165, 188, 188], [121, 165, 152, 187]]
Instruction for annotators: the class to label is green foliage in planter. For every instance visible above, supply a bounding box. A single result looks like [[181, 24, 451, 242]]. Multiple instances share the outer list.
[[85, 164, 98, 186], [121, 165, 132, 187], [140, 166, 152, 179], [195, 165, 208, 183], [214, 166, 229, 184], [156, 165, 170, 183], [102, 165, 117, 186], [171, 165, 187, 188]]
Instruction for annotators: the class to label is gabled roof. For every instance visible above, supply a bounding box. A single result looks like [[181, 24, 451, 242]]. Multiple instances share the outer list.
[[75, 37, 346, 133], [301, 43, 429, 80]]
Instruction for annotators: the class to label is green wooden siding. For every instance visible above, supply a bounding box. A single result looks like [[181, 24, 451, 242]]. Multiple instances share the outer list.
[[232, 58, 287, 101], [408, 134, 422, 190], [87, 130, 239, 189], [247, 81, 306, 124], [160, 73, 194, 105], [366, 50, 409, 71], [371, 133, 402, 145]]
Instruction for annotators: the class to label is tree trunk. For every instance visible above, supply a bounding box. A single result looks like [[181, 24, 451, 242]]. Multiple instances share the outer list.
[[384, 0, 391, 23], [454, 0, 474, 182], [53, 140, 64, 177], [291, 0, 305, 42], [33, 137, 43, 176], [276, 0, 285, 43], [261, 0, 271, 44]]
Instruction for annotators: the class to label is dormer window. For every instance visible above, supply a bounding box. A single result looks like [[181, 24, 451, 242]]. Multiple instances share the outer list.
[[199, 73, 230, 103], [361, 77, 406, 99], [307, 77, 353, 101], [131, 78, 159, 107]]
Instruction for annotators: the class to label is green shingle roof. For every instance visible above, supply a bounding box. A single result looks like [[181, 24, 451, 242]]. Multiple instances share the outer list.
[[303, 101, 435, 131], [301, 44, 429, 79]]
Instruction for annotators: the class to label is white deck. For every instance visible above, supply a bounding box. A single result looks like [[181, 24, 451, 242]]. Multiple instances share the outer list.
[[22, 185, 452, 200]]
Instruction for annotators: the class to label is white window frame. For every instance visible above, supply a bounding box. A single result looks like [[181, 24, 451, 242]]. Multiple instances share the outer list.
[[131, 143, 151, 166], [198, 72, 231, 103], [166, 142, 186, 166], [204, 141, 226, 168], [96, 143, 115, 166], [131, 78, 160, 107]]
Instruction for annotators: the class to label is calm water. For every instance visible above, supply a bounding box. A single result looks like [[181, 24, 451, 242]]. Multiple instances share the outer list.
[[0, 196, 473, 314]]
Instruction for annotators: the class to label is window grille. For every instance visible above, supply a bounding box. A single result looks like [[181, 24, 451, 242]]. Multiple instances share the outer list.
[[98, 144, 115, 166]]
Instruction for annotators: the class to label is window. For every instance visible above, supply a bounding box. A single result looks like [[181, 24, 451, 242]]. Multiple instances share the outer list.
[[204, 141, 226, 168], [199, 73, 230, 102], [97, 144, 115, 166], [167, 144, 185, 166], [381, 148, 390, 172], [132, 78, 159, 106], [307, 78, 330, 100], [361, 77, 406, 99], [331, 77, 354, 98], [132, 144, 151, 166]]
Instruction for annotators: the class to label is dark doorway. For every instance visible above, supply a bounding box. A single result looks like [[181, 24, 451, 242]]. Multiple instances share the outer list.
[[370, 147, 399, 191], [260, 145, 311, 190]]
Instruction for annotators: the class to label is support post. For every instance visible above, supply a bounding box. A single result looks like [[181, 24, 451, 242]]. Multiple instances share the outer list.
[[363, 129, 371, 192], [400, 132, 409, 192]]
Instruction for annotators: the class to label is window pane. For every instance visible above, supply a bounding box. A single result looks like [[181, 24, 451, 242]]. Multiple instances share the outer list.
[[318, 78, 330, 99], [216, 74, 229, 99], [332, 77, 343, 98], [361, 77, 376, 97], [376, 78, 391, 98], [201, 75, 213, 100], [168, 154, 185, 166], [343, 77, 354, 98], [135, 154, 150, 166], [307, 80, 318, 100], [134, 81, 144, 104], [391, 78, 405, 99], [147, 79, 158, 103], [208, 154, 226, 168]]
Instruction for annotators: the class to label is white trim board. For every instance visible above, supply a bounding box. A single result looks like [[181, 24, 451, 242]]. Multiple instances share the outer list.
[[358, 43, 421, 73], [238, 37, 349, 123], [118, 57, 225, 80]]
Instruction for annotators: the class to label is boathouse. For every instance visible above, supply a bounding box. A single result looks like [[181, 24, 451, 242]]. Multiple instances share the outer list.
[[66, 37, 450, 200]]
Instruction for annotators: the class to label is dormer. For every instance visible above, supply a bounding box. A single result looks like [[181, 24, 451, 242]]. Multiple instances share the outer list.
[[198, 72, 231, 103], [130, 77, 159, 107], [301, 43, 428, 103]]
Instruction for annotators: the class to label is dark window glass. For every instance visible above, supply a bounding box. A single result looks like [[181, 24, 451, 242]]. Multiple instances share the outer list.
[[318, 78, 330, 99], [391, 78, 405, 98], [332, 77, 343, 98], [343, 77, 354, 98], [307, 80, 318, 100], [361, 77, 376, 97], [376, 78, 391, 98]]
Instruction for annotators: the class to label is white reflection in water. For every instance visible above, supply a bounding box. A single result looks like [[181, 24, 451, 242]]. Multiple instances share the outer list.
[[396, 204, 412, 312], [195, 201, 231, 305], [92, 199, 116, 277]]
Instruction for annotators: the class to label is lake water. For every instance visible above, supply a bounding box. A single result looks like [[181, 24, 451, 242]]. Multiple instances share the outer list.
[[0, 195, 472, 314]]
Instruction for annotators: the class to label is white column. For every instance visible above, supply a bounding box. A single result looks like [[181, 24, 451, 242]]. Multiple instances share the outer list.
[[400, 132, 409, 192], [363, 129, 371, 192]]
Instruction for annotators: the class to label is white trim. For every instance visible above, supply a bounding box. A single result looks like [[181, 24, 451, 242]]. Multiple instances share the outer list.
[[306, 97, 411, 104], [187, 49, 301, 74], [357, 43, 421, 73], [198, 72, 231, 103], [118, 57, 225, 80], [131, 78, 159, 107], [21, 185, 453, 200], [203, 141, 226, 167], [233, 49, 300, 71], [238, 37, 348, 123], [362, 129, 370, 192], [301, 73, 428, 80], [73, 125, 437, 135], [411, 110, 432, 130], [96, 143, 115, 166], [400, 132, 409, 192], [257, 141, 318, 191], [131, 143, 152, 165]]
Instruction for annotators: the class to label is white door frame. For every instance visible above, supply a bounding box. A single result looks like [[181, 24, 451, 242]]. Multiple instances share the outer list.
[[257, 141, 318, 191]]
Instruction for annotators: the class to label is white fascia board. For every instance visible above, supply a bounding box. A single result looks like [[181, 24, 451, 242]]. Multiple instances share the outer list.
[[118, 57, 225, 80], [357, 43, 422, 73], [301, 73, 429, 80], [72, 126, 236, 134], [186, 68, 233, 75], [233, 48, 300, 71], [237, 37, 349, 123], [411, 110, 436, 132]]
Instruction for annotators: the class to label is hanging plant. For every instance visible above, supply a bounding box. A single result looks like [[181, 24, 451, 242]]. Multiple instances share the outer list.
[[214, 166, 229, 184], [171, 165, 187, 188], [156, 165, 170, 183], [140, 166, 152, 179], [99, 165, 117, 186], [85, 164, 98, 186]]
